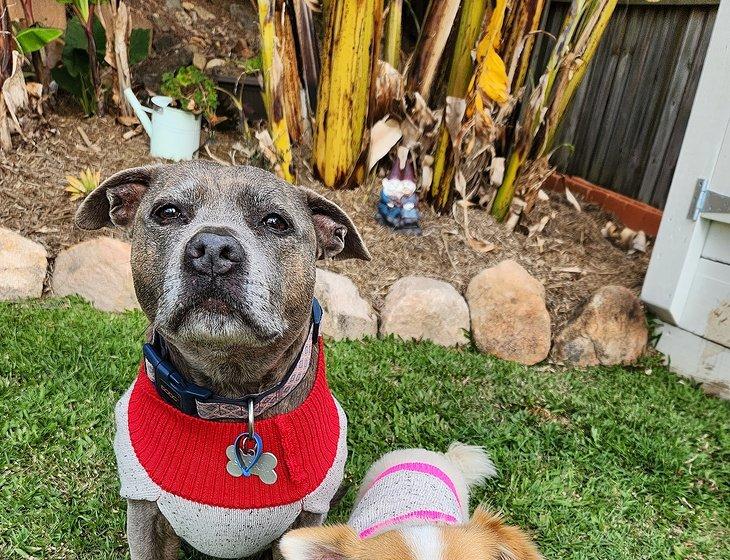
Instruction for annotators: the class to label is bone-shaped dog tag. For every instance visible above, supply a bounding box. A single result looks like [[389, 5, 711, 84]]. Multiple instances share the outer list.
[[226, 445, 278, 485]]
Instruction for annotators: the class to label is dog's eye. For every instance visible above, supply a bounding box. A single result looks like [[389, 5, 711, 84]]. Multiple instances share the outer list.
[[262, 213, 290, 233], [153, 204, 183, 223]]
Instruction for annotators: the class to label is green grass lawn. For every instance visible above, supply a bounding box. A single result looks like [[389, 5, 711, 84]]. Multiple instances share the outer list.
[[0, 298, 728, 559]]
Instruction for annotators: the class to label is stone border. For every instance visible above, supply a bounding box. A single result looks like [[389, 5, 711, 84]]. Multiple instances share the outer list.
[[0, 231, 649, 367]]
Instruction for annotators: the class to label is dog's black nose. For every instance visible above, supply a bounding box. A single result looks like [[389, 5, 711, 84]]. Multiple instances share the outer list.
[[185, 231, 244, 276]]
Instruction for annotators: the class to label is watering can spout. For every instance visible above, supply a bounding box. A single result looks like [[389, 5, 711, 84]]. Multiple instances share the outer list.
[[123, 88, 153, 137]]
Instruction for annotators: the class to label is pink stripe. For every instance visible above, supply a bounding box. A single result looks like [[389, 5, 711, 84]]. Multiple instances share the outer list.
[[359, 510, 458, 538], [366, 462, 461, 506]]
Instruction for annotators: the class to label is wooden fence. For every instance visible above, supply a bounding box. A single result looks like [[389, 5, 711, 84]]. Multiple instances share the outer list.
[[535, 0, 718, 209]]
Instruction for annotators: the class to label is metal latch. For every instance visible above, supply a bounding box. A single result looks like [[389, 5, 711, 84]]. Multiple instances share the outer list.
[[688, 178, 730, 221]]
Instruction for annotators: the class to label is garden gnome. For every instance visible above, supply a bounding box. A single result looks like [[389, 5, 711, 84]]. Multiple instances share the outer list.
[[377, 158, 421, 234]]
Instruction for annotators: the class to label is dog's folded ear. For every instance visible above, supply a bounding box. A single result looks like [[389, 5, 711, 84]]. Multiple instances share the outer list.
[[279, 525, 359, 560], [301, 187, 371, 261], [75, 165, 164, 230]]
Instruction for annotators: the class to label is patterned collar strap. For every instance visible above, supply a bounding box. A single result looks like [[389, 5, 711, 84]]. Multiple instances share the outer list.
[[142, 299, 322, 420]]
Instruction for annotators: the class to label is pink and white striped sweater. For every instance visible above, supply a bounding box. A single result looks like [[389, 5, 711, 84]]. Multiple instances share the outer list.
[[348, 446, 495, 539]]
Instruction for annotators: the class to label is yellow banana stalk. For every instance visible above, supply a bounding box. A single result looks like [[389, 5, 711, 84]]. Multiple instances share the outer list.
[[491, 0, 617, 221], [429, 0, 489, 211], [313, 0, 384, 188], [502, 0, 546, 92], [541, 0, 618, 154], [258, 0, 295, 183], [383, 0, 402, 69], [405, 0, 460, 104], [275, 6, 304, 143]]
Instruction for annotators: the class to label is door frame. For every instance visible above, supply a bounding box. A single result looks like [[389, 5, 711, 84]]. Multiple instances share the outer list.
[[642, 0, 730, 324]]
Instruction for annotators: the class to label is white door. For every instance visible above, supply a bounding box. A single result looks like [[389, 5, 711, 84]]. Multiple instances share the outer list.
[[642, 0, 730, 397]]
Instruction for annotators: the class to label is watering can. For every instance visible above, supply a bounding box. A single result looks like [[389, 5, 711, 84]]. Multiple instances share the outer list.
[[124, 88, 202, 161]]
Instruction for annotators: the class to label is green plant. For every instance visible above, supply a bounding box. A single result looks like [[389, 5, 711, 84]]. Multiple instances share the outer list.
[[56, 0, 107, 114], [51, 13, 149, 116], [51, 14, 106, 115], [12, 0, 62, 86], [214, 54, 262, 137], [65, 167, 100, 201], [14, 26, 63, 56], [160, 65, 219, 125], [491, 0, 618, 221]]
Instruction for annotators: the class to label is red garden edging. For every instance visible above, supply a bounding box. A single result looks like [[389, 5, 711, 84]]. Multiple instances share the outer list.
[[544, 173, 663, 237]]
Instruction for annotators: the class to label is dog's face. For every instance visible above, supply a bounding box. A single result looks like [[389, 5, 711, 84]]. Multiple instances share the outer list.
[[279, 508, 542, 560], [75, 161, 369, 348]]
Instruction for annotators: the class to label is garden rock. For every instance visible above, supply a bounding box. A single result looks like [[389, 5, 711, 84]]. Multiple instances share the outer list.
[[553, 285, 648, 366], [206, 58, 226, 70], [380, 276, 469, 347], [192, 52, 207, 70], [52, 238, 138, 312], [0, 228, 47, 300], [314, 268, 377, 340], [466, 260, 551, 365]]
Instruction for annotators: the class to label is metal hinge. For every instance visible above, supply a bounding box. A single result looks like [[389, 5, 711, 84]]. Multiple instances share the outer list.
[[688, 178, 730, 221]]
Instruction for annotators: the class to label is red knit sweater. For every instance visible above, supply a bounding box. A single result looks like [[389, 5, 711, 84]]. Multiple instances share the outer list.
[[126, 338, 341, 509]]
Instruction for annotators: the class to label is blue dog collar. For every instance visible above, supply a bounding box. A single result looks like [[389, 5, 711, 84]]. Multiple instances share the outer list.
[[143, 298, 323, 418]]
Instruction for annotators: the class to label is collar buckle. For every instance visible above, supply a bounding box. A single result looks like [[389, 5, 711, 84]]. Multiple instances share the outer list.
[[143, 343, 212, 415]]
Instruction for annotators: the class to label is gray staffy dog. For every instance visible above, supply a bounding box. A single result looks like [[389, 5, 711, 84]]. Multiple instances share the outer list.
[[75, 161, 369, 559]]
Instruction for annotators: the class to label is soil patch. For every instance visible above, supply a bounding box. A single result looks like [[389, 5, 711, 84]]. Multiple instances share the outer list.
[[0, 114, 650, 331], [308, 174, 650, 332]]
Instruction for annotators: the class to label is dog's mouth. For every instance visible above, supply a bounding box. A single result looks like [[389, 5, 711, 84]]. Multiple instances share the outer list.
[[159, 282, 284, 344], [199, 296, 233, 314]]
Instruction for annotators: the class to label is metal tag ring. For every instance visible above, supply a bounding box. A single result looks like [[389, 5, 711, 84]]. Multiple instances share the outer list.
[[233, 432, 263, 476], [247, 399, 255, 439]]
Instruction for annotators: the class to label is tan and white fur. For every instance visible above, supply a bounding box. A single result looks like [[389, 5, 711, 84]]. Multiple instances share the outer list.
[[279, 443, 542, 560]]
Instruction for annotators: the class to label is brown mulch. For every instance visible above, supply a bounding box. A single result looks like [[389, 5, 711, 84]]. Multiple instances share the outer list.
[[0, 114, 154, 253], [0, 114, 650, 332], [308, 175, 650, 332]]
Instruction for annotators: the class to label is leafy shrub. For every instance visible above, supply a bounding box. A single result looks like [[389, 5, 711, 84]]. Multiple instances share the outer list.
[[14, 26, 63, 55], [51, 15, 151, 115], [160, 66, 219, 125], [65, 167, 100, 201], [51, 16, 105, 114]]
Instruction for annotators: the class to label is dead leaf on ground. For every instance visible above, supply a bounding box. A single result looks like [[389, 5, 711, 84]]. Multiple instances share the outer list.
[[618, 227, 636, 249], [527, 214, 550, 237], [368, 117, 402, 171], [551, 266, 584, 274], [453, 199, 497, 253], [601, 220, 618, 238], [117, 115, 139, 127], [565, 186, 581, 212], [123, 126, 143, 140], [629, 230, 647, 254]]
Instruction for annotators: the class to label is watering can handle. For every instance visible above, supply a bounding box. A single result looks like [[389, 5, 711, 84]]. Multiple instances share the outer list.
[[123, 88, 154, 137]]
